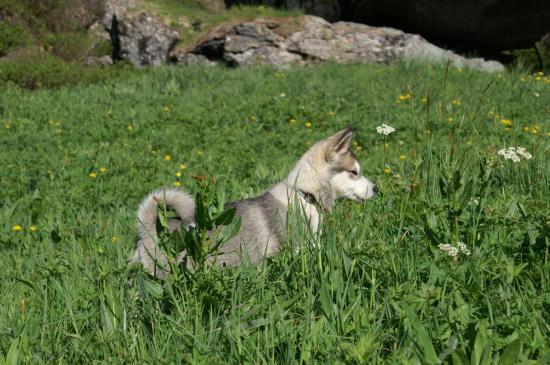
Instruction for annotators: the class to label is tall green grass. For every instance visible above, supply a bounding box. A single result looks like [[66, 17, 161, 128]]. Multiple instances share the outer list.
[[0, 62, 549, 363]]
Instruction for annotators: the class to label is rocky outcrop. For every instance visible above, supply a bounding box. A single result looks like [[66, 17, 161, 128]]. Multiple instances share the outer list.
[[185, 16, 505, 72], [101, 0, 179, 67], [229, 0, 550, 54]]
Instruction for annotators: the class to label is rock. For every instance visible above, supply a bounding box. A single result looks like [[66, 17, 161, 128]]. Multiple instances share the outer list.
[[235, 0, 550, 54], [101, 0, 180, 67], [187, 15, 504, 72]]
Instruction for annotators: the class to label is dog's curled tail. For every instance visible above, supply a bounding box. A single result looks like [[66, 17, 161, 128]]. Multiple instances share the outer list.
[[130, 188, 195, 278]]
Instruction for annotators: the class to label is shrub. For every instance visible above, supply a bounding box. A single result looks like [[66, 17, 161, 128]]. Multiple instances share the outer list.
[[0, 21, 30, 55], [0, 55, 133, 90]]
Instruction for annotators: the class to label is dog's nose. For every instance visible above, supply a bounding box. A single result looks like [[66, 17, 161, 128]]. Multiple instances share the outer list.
[[372, 185, 379, 195]]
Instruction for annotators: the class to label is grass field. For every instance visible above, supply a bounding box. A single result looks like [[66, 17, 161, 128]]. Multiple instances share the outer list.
[[1, 62, 549, 364]]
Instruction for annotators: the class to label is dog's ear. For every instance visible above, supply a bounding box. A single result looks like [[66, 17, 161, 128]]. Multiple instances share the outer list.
[[331, 126, 354, 154]]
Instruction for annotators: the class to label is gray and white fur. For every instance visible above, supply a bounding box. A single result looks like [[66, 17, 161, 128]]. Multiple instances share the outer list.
[[131, 127, 377, 278]]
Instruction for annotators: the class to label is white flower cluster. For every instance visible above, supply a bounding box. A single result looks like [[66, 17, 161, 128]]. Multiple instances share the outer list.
[[438, 242, 471, 258], [497, 147, 532, 162], [376, 124, 396, 135]]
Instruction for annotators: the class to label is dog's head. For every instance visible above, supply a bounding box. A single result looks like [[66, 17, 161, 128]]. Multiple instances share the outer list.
[[323, 127, 378, 202]]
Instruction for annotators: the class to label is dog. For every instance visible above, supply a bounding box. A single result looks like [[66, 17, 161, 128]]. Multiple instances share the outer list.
[[131, 127, 377, 278]]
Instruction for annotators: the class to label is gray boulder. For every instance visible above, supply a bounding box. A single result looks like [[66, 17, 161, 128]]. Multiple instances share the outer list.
[[101, 0, 180, 67], [188, 16, 505, 72]]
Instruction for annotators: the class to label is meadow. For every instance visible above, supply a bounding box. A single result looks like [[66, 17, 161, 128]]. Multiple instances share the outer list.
[[0, 62, 549, 364]]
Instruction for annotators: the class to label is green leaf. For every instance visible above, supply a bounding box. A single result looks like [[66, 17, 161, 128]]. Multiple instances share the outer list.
[[499, 339, 521, 365], [471, 319, 492, 365], [403, 305, 438, 365], [5, 336, 20, 365], [142, 277, 164, 299], [214, 206, 236, 226]]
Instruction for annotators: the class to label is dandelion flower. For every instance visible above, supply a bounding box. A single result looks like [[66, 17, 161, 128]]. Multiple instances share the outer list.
[[12, 224, 23, 232], [305, 122, 312, 129], [173, 181, 182, 187], [500, 119, 512, 127], [29, 225, 38, 232], [399, 155, 406, 160], [383, 167, 391, 174], [398, 93, 412, 101], [89, 172, 97, 178], [111, 236, 118, 243], [251, 116, 257, 122], [523, 126, 530, 133], [288, 118, 296, 125], [451, 99, 461, 106], [163, 155, 172, 161], [99, 167, 108, 173], [127, 125, 134, 131], [176, 172, 182, 177], [376, 124, 395, 135], [180, 163, 187, 170]]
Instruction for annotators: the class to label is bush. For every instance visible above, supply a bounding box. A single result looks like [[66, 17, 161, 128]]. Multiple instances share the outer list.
[[0, 55, 133, 90], [0, 21, 30, 55]]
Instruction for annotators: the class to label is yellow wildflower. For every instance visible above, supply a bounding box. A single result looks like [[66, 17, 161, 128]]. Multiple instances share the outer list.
[[163, 155, 172, 161], [127, 125, 134, 131], [500, 119, 512, 127], [173, 181, 182, 187], [111, 236, 118, 243], [399, 155, 406, 160], [421, 97, 428, 103], [89, 172, 97, 179], [448, 117, 454, 122], [99, 167, 108, 173], [305, 122, 312, 129], [12, 224, 23, 232], [451, 99, 461, 106], [180, 163, 187, 170], [288, 118, 296, 125], [163, 106, 170, 112], [383, 167, 391, 174], [398, 93, 412, 101], [4, 123, 11, 129], [176, 172, 182, 177], [29, 225, 37, 232], [546, 132, 550, 137], [523, 126, 530, 133], [251, 116, 257, 122]]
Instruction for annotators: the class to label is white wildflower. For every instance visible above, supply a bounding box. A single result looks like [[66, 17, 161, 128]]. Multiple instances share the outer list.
[[497, 147, 532, 162], [438, 243, 459, 258], [469, 197, 479, 206], [457, 242, 471, 256], [376, 124, 396, 135]]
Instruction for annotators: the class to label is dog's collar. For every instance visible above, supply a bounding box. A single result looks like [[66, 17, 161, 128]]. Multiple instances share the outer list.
[[298, 189, 318, 206]]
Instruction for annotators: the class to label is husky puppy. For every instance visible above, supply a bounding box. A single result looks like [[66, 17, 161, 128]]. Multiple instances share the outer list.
[[131, 127, 377, 277]]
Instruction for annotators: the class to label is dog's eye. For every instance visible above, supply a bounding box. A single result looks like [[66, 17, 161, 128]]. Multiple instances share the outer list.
[[350, 170, 359, 176]]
